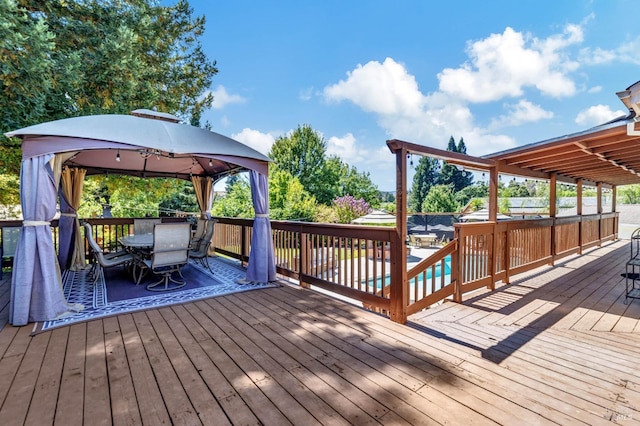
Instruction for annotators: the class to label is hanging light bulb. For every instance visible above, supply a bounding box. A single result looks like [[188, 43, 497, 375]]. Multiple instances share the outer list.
[[115, 149, 121, 162], [209, 159, 213, 167]]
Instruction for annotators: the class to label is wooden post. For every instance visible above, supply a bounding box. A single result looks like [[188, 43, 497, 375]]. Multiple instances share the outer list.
[[488, 166, 498, 222], [390, 148, 408, 323], [577, 179, 583, 254], [597, 182, 602, 245], [488, 166, 498, 287], [452, 226, 462, 302], [299, 230, 310, 288], [549, 174, 556, 266], [612, 185, 618, 239]]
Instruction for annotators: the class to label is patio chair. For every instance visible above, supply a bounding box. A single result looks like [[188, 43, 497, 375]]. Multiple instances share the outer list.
[[190, 218, 209, 251], [189, 219, 217, 273], [142, 223, 191, 291], [133, 218, 162, 235], [83, 223, 134, 284], [1, 226, 20, 279]]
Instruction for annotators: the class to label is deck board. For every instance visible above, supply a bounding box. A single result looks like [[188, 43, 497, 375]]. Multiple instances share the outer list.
[[1, 240, 640, 424]]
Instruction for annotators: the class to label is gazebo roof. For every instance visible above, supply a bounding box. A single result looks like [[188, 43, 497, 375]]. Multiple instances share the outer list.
[[5, 113, 271, 180]]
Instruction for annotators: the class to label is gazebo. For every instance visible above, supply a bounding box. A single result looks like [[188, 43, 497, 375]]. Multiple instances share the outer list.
[[5, 110, 277, 326]]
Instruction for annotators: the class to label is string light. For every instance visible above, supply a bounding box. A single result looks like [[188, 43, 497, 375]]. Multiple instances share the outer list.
[[115, 149, 121, 162]]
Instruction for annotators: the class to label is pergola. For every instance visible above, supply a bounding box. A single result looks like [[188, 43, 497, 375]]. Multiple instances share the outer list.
[[391, 80, 640, 224], [5, 110, 276, 326], [386, 80, 640, 322]]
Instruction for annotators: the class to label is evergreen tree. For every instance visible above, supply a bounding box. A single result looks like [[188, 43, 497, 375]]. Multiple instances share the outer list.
[[437, 136, 473, 192], [409, 156, 440, 212], [1, 0, 217, 173]]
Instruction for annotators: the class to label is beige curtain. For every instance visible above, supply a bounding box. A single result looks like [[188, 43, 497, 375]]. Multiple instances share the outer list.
[[61, 166, 87, 270], [191, 176, 213, 218]]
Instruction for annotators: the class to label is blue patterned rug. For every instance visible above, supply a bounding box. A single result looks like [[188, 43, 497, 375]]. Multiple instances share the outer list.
[[36, 257, 278, 333]]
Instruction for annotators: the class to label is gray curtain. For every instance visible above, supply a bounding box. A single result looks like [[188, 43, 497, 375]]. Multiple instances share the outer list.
[[10, 155, 73, 325], [57, 190, 75, 269], [245, 171, 276, 283]]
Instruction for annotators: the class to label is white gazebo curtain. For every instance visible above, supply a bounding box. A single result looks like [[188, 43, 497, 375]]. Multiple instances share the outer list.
[[244, 170, 276, 283], [191, 175, 213, 219], [10, 155, 81, 325]]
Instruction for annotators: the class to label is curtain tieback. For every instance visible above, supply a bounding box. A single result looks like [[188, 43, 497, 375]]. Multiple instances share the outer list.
[[23, 220, 51, 226], [255, 213, 269, 218], [60, 213, 76, 217]]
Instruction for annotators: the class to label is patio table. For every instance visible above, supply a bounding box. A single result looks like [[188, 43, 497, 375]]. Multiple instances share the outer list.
[[119, 233, 154, 284], [120, 233, 153, 249], [413, 233, 438, 248]]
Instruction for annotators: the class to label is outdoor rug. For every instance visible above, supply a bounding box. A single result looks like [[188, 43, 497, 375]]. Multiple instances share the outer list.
[[35, 257, 278, 333]]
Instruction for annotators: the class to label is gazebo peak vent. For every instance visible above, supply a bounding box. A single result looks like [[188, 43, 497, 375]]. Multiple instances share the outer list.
[[131, 108, 181, 123]]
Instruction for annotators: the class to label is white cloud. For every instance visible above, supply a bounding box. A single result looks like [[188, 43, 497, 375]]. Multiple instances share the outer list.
[[322, 57, 519, 157], [210, 85, 246, 109], [580, 36, 640, 66], [327, 133, 364, 163], [574, 105, 626, 127], [231, 128, 275, 156], [489, 100, 554, 129], [324, 57, 425, 117], [616, 37, 640, 65], [438, 25, 581, 102]]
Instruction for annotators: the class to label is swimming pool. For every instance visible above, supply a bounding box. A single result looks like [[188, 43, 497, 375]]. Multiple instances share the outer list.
[[366, 255, 452, 289]]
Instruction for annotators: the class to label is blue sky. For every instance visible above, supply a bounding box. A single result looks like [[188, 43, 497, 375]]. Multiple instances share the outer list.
[[180, 0, 639, 191]]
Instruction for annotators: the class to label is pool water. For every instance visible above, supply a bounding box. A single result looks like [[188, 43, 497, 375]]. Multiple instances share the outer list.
[[366, 255, 452, 289]]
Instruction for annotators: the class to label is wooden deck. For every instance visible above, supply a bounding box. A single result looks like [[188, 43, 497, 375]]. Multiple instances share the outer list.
[[0, 240, 639, 424]]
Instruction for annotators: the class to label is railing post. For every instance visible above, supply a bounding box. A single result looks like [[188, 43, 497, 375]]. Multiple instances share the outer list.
[[488, 223, 496, 291], [299, 232, 310, 288], [550, 217, 556, 266], [453, 226, 462, 302], [504, 224, 511, 285], [390, 146, 408, 323]]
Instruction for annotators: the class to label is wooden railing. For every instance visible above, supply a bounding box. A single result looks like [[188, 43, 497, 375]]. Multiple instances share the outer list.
[[0, 211, 619, 324], [403, 212, 618, 319], [212, 217, 398, 313]]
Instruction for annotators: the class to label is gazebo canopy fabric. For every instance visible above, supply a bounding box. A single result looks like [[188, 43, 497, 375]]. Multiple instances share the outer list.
[[6, 112, 271, 179], [352, 210, 396, 225], [458, 209, 513, 222]]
